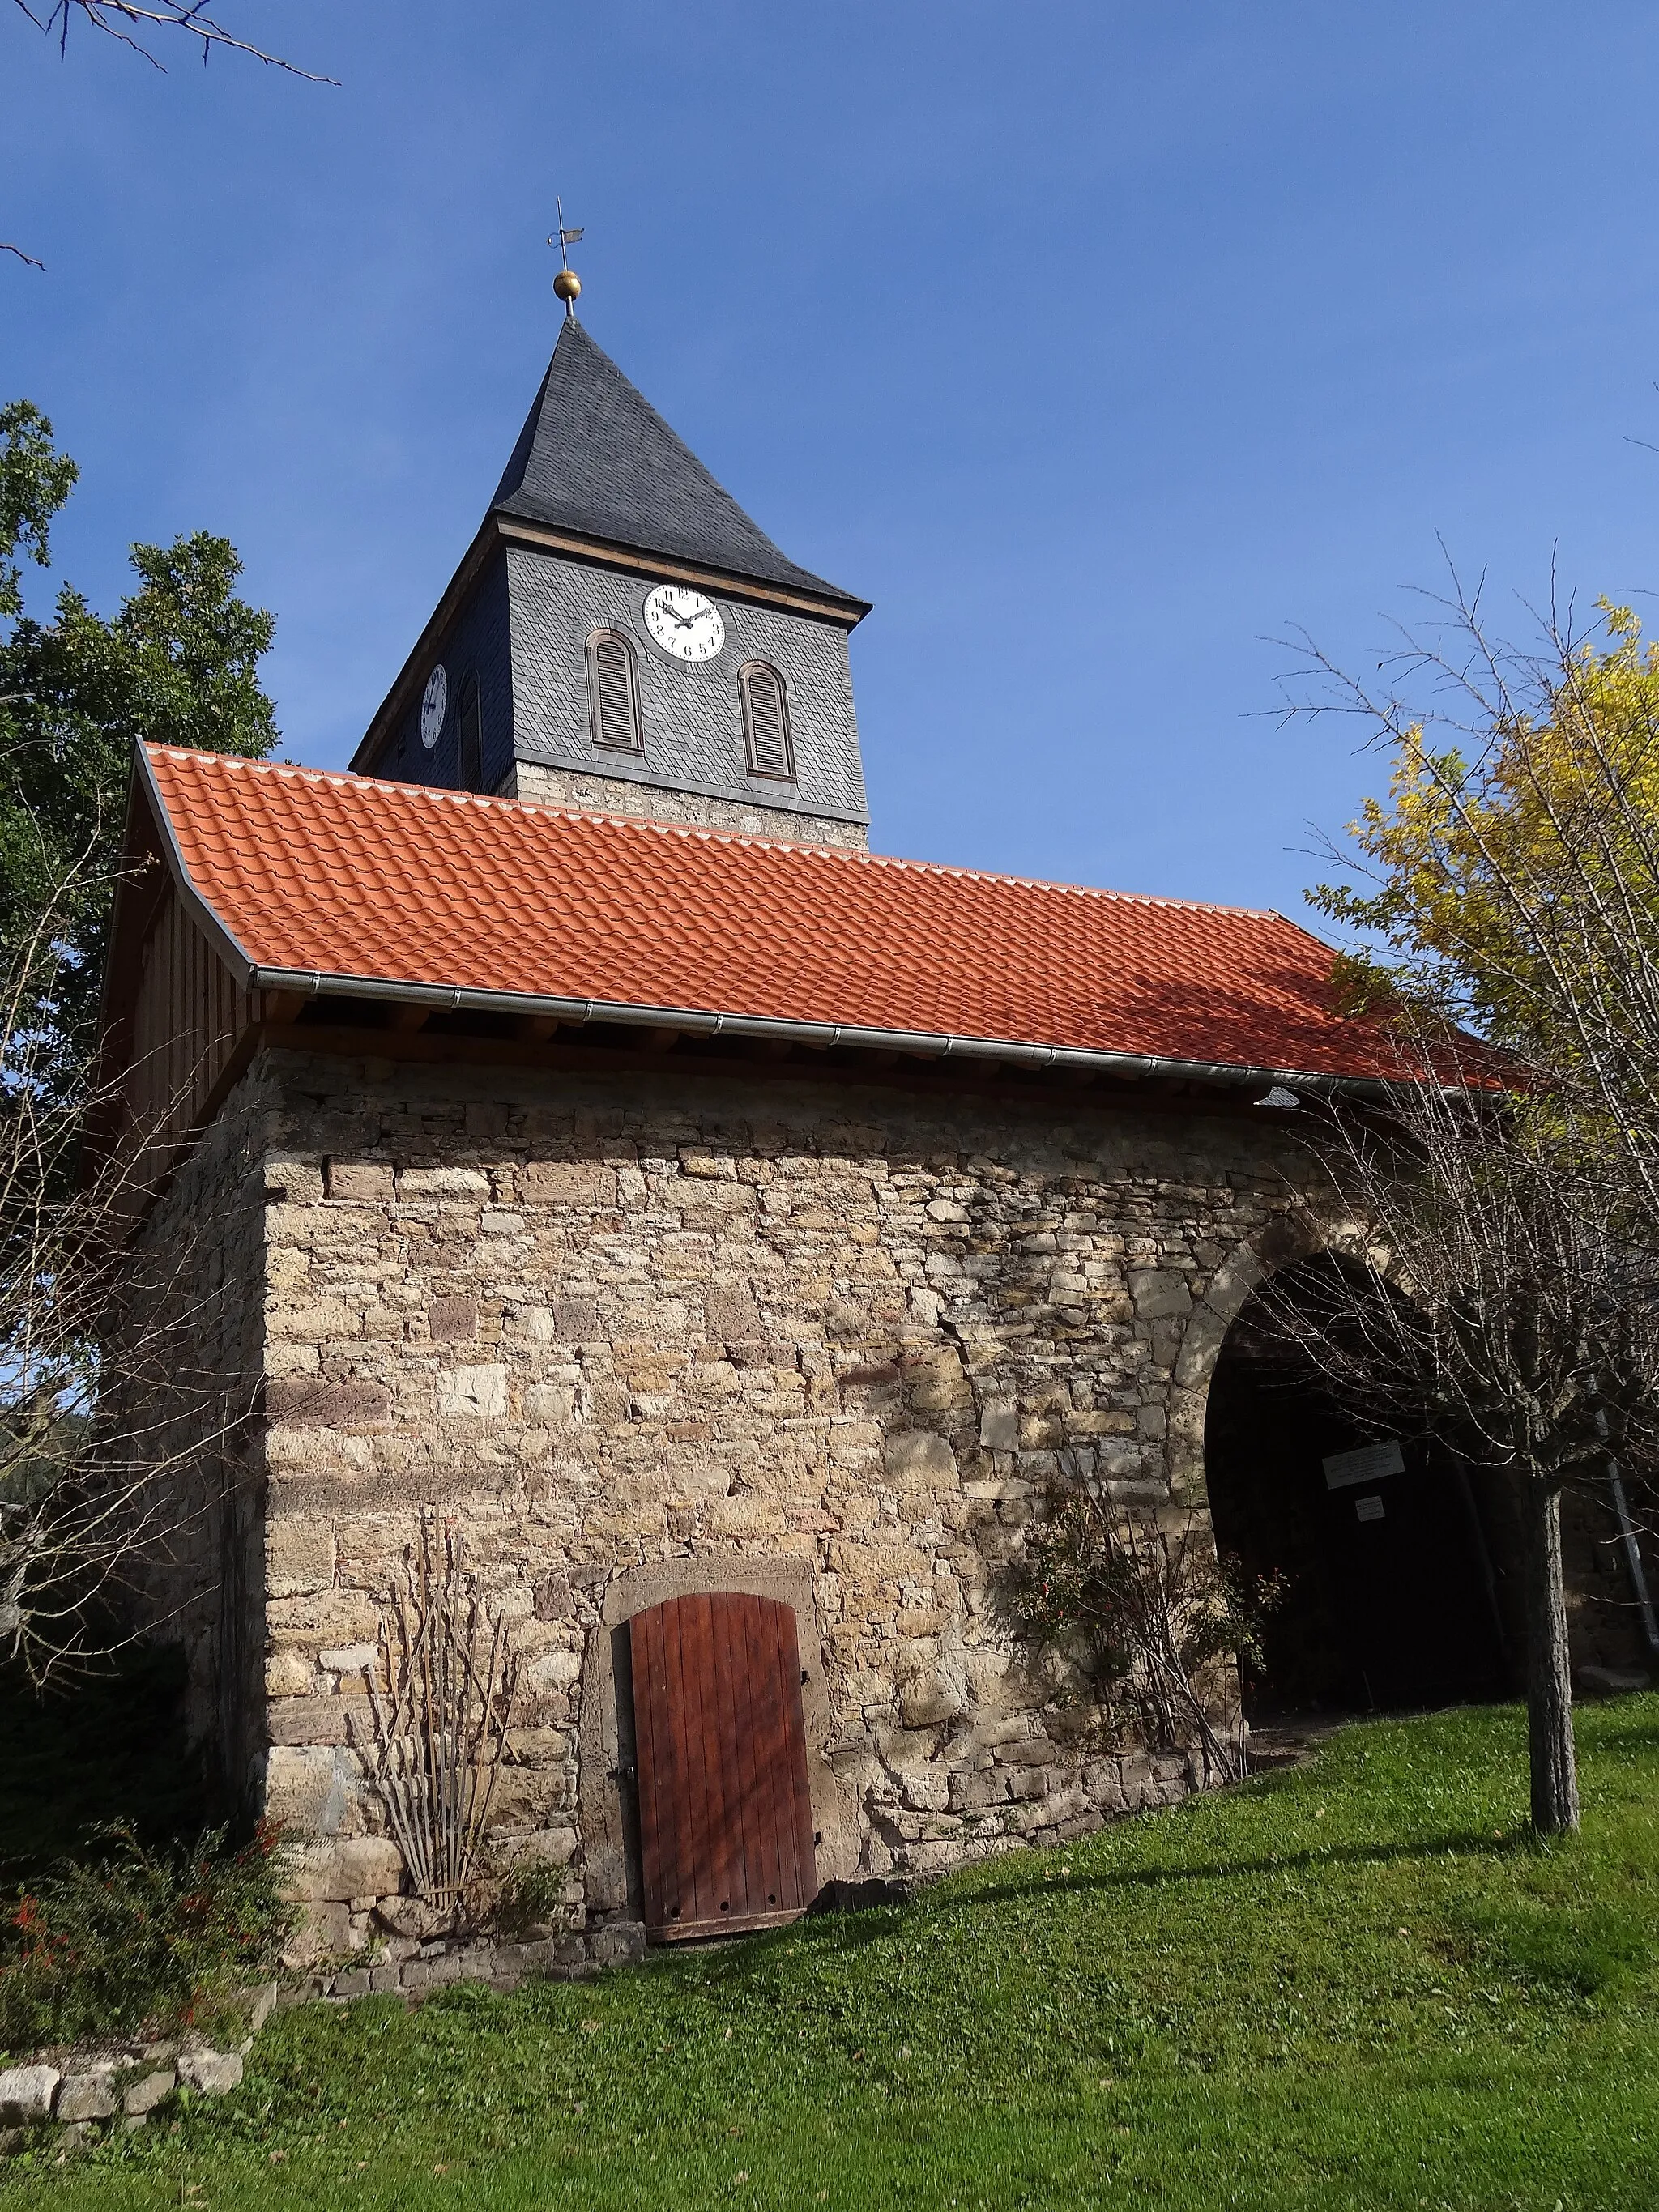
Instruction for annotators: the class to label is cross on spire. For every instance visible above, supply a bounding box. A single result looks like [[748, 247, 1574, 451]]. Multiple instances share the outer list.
[[548, 198, 583, 318]]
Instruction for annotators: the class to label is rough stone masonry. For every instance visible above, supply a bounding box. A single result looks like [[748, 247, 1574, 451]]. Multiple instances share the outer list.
[[139, 1043, 1333, 1968]]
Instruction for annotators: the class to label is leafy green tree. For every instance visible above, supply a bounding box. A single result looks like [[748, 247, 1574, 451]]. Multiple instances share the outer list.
[[1297, 588, 1659, 1235], [0, 398, 279, 1066], [0, 400, 277, 1677]]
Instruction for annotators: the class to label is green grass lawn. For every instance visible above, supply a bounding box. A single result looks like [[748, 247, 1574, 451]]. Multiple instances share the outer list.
[[10, 1697, 1659, 2210]]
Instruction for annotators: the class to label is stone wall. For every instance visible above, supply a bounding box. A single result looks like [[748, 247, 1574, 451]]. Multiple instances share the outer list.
[[242, 1046, 1324, 1962], [134, 1043, 1658, 1973], [510, 761, 869, 847]]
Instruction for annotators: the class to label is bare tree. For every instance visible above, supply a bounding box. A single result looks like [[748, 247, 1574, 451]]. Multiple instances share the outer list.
[[6, 0, 335, 267], [0, 814, 257, 1682], [1261, 1054, 1659, 1835]]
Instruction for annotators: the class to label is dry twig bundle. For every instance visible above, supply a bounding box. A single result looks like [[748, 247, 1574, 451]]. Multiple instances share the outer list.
[[350, 1519, 518, 1906]]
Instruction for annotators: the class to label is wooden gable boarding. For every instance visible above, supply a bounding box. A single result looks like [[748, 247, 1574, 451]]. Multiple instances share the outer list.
[[98, 778, 270, 1203]]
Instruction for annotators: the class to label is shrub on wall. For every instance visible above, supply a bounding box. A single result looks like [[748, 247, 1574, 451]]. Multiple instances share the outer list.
[[0, 1818, 293, 2052], [1000, 1491, 1287, 1782]]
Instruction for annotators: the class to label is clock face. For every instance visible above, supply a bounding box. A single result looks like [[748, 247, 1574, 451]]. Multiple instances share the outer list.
[[643, 584, 726, 664], [420, 664, 448, 749]]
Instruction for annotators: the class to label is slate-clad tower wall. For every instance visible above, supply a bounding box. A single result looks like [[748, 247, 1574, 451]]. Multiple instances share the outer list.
[[373, 552, 514, 795], [504, 547, 866, 834]]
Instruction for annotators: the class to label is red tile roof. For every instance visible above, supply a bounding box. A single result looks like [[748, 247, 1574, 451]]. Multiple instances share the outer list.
[[139, 744, 1397, 1085]]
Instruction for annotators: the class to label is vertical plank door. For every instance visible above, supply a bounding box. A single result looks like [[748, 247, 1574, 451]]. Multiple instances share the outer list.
[[629, 1592, 818, 1941]]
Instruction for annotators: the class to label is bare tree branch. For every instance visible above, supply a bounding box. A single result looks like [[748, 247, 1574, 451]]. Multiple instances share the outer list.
[[0, 796, 262, 1683], [1256, 1041, 1659, 1835], [11, 0, 336, 83], [1, 243, 46, 270]]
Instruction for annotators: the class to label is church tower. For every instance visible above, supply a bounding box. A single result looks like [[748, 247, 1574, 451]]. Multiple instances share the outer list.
[[350, 312, 872, 848]]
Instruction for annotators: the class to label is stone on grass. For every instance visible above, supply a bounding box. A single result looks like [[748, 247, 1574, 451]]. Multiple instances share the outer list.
[[178, 2049, 244, 2097], [376, 1894, 446, 1941], [122, 2069, 176, 2118], [590, 1920, 646, 1966], [0, 2066, 60, 2123], [1577, 1664, 1648, 1697], [53, 2073, 118, 2123]]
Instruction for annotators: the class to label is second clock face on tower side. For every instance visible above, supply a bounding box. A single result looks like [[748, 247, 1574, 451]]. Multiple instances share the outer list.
[[420, 663, 448, 748], [643, 584, 726, 663]]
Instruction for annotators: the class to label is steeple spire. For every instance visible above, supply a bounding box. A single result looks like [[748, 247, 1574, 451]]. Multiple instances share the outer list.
[[351, 300, 870, 850], [489, 319, 868, 613]]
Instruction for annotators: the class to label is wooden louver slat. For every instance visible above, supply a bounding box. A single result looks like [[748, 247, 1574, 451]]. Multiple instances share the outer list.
[[741, 662, 793, 779], [118, 880, 248, 1207], [628, 1590, 817, 1941], [591, 631, 641, 752]]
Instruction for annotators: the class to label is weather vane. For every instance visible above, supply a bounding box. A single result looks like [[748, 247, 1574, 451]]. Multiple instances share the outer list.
[[548, 198, 583, 318]]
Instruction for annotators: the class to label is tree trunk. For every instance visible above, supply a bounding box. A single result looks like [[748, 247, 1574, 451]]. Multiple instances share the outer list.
[[1522, 1481, 1579, 1835]]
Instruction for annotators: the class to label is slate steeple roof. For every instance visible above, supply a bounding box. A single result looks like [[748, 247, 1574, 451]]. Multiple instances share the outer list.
[[490, 318, 868, 616]]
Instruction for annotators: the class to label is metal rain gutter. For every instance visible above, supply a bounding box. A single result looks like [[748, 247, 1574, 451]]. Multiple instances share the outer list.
[[245, 961, 1401, 1104]]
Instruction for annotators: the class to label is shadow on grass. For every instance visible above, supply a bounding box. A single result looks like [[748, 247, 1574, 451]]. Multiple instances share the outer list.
[[1583, 1716, 1659, 1755], [946, 1826, 1542, 1913], [659, 1827, 1543, 1991]]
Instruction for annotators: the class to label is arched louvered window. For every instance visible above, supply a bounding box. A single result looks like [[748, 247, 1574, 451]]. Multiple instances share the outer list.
[[587, 628, 643, 753], [457, 671, 483, 791], [740, 661, 795, 782]]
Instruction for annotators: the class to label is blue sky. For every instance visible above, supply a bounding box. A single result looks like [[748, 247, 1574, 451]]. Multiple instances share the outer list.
[[5, 3, 1659, 920]]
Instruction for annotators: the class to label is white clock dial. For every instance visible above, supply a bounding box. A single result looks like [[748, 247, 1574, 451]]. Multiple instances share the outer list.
[[420, 664, 448, 749], [643, 584, 726, 664]]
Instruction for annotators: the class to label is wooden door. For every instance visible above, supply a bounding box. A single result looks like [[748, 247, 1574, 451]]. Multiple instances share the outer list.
[[628, 1592, 818, 1941]]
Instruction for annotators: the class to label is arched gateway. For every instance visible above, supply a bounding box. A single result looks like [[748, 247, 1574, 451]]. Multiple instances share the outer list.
[[1201, 1255, 1511, 1715], [1159, 1224, 1513, 1715]]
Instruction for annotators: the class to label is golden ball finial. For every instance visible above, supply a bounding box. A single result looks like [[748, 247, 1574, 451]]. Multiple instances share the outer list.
[[553, 267, 581, 305]]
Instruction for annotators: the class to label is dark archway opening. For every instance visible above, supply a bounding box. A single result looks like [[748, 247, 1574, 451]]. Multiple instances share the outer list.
[[1204, 1257, 1512, 1720]]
